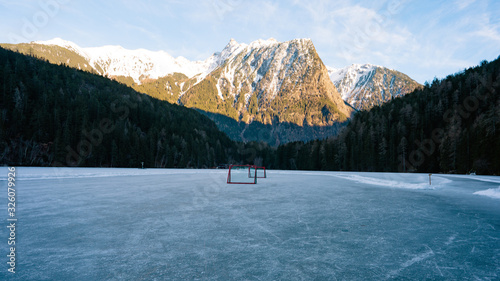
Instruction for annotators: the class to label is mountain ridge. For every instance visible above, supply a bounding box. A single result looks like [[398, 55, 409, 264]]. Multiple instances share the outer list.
[[178, 38, 353, 142], [32, 38, 211, 84], [4, 38, 421, 108], [1, 38, 420, 143]]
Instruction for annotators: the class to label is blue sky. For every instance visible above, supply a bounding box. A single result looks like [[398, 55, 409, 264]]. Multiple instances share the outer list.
[[1, 0, 499, 83]]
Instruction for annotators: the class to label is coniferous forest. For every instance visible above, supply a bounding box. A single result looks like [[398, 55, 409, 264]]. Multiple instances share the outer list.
[[1, 46, 499, 174]]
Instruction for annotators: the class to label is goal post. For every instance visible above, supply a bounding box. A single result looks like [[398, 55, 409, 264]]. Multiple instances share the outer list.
[[227, 165, 257, 184]]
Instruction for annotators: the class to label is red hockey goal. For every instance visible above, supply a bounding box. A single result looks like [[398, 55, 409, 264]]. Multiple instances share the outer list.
[[250, 166, 266, 178], [227, 165, 257, 184]]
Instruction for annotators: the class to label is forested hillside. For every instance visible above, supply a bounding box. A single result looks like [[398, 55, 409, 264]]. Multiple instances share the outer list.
[[274, 57, 500, 175], [0, 47, 260, 168]]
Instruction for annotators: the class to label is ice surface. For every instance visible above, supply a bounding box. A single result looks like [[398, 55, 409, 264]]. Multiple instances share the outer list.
[[1, 168, 499, 280]]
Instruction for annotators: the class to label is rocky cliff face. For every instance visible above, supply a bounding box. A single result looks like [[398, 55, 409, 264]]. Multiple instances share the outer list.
[[181, 38, 353, 130]]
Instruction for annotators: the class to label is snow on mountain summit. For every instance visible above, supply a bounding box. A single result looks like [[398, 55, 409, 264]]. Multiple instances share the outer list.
[[205, 38, 320, 100], [34, 38, 80, 49], [248, 38, 279, 48], [32, 38, 420, 109], [34, 38, 90, 59], [33, 38, 317, 86], [328, 63, 422, 111], [34, 38, 211, 84], [328, 64, 379, 101]]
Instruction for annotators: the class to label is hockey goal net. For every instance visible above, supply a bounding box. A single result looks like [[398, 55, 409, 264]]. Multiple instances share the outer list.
[[227, 165, 258, 184], [249, 166, 266, 178]]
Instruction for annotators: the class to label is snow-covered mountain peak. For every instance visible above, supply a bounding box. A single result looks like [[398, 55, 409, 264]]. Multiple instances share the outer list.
[[328, 63, 377, 81], [291, 38, 313, 45], [198, 38, 315, 82], [328, 64, 380, 101], [202, 36, 339, 108], [248, 38, 279, 48], [34, 38, 79, 49], [34, 37, 90, 59], [218, 38, 310, 61], [220, 39, 247, 58], [34, 37, 318, 85], [33, 38, 212, 84], [328, 63, 421, 110], [178, 36, 353, 138], [228, 38, 239, 46]]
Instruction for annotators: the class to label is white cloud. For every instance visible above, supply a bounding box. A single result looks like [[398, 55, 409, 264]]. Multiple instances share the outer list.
[[455, 0, 478, 10], [470, 14, 500, 42], [297, 2, 417, 68], [300, 0, 500, 83]]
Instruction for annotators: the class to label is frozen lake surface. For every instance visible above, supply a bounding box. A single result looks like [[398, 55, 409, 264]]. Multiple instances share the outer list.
[[1, 167, 499, 280]]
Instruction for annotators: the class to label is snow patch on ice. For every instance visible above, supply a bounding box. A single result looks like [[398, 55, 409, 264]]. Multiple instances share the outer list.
[[474, 186, 500, 199], [466, 176, 500, 184], [330, 173, 451, 190]]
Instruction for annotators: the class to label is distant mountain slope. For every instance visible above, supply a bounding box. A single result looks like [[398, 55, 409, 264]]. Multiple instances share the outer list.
[[0, 42, 96, 73], [328, 64, 422, 111], [0, 46, 243, 168]]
